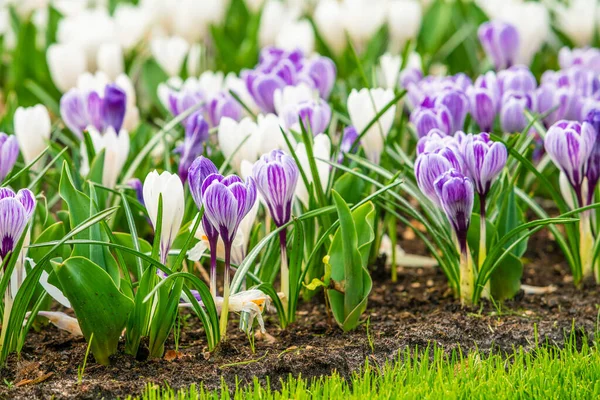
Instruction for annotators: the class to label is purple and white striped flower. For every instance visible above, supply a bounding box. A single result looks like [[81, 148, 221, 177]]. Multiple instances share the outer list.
[[0, 188, 36, 261], [498, 65, 537, 95], [282, 99, 331, 135], [544, 120, 596, 204], [559, 47, 600, 72], [500, 91, 535, 133], [410, 97, 453, 138], [434, 169, 474, 251], [535, 83, 574, 128], [461, 133, 507, 197], [252, 150, 299, 227], [585, 109, 600, 203], [207, 92, 243, 127], [478, 21, 520, 71], [0, 133, 19, 182], [435, 89, 470, 133], [415, 147, 463, 206], [300, 56, 336, 99], [176, 113, 210, 183]]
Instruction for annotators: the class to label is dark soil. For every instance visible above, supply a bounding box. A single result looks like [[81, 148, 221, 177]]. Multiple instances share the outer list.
[[1, 229, 599, 399]]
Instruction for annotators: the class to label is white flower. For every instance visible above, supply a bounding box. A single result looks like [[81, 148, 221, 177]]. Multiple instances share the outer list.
[[553, 0, 598, 47], [217, 117, 262, 174], [96, 43, 124, 81], [387, 0, 422, 53], [114, 4, 152, 51], [275, 19, 315, 55], [347, 88, 396, 164], [314, 0, 346, 56], [115, 74, 140, 132], [257, 113, 291, 154], [378, 53, 402, 90], [225, 73, 260, 116], [47, 43, 87, 92], [198, 70, 225, 98], [258, 0, 300, 47], [143, 170, 185, 262], [150, 36, 190, 77], [342, 0, 387, 52], [295, 133, 331, 208], [187, 44, 202, 77], [14, 105, 51, 168], [244, 0, 266, 13], [82, 126, 130, 189], [273, 83, 316, 115]]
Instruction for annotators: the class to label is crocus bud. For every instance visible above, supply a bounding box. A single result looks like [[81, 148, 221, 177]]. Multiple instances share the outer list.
[[0, 188, 36, 260], [415, 150, 460, 207], [60, 89, 88, 138], [143, 170, 185, 263], [410, 97, 453, 138], [338, 125, 359, 163], [478, 21, 520, 70], [535, 84, 574, 128], [201, 174, 257, 245], [252, 149, 299, 227], [498, 65, 537, 94], [313, 0, 346, 56], [468, 88, 497, 132], [282, 99, 331, 135], [461, 133, 507, 196], [244, 72, 286, 114], [585, 110, 600, 199], [102, 84, 127, 133], [434, 169, 474, 251], [217, 117, 262, 174], [275, 19, 315, 56], [14, 105, 51, 168], [435, 89, 470, 133], [500, 91, 535, 133], [150, 36, 190, 77], [127, 178, 144, 206], [0, 133, 19, 182], [177, 113, 209, 183], [347, 88, 396, 163], [47, 43, 87, 92], [378, 53, 401, 90], [544, 120, 596, 196], [387, 0, 422, 54], [559, 47, 600, 72], [86, 126, 130, 189]]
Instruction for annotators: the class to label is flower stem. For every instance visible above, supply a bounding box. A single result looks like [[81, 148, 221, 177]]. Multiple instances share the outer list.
[[279, 230, 289, 306], [208, 236, 218, 298], [219, 241, 232, 339], [459, 241, 474, 306], [479, 195, 491, 298], [580, 212, 594, 281]]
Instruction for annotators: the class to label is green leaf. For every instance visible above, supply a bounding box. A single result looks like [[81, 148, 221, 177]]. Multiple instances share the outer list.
[[327, 192, 374, 331], [333, 170, 367, 205], [495, 187, 528, 258], [28, 222, 68, 263], [52, 257, 133, 365], [489, 252, 523, 301]]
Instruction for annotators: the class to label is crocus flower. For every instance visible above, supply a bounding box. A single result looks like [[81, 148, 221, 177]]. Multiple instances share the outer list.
[[0, 188, 36, 261], [338, 125, 359, 163], [14, 105, 51, 169], [559, 47, 600, 72], [143, 171, 185, 264], [47, 42, 88, 92], [410, 97, 453, 138], [217, 117, 262, 174], [282, 99, 332, 135], [478, 21, 520, 70], [461, 133, 507, 198], [347, 88, 396, 163], [0, 133, 20, 182], [300, 55, 336, 99], [176, 113, 209, 183], [150, 35, 190, 77], [585, 109, 600, 201], [414, 146, 463, 207], [500, 91, 535, 133], [188, 156, 220, 296], [434, 169, 474, 251], [435, 89, 470, 133], [468, 85, 498, 132], [498, 65, 537, 95], [535, 83, 574, 128], [544, 120, 596, 204], [83, 126, 130, 189], [127, 178, 144, 206], [207, 92, 242, 127]]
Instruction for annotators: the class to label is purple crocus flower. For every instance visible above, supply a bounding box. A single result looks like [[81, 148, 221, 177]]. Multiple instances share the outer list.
[[414, 147, 463, 206], [282, 99, 331, 135], [585, 109, 600, 203], [500, 91, 535, 133], [338, 125, 359, 163], [300, 56, 336, 99], [498, 65, 537, 95], [535, 83, 574, 128], [478, 21, 520, 71], [188, 156, 221, 296], [176, 113, 210, 183], [0, 188, 36, 260], [207, 92, 243, 128], [127, 178, 145, 206], [60, 89, 89, 138], [243, 72, 286, 114], [468, 88, 497, 132], [434, 169, 474, 252], [0, 133, 19, 182], [252, 150, 299, 227], [435, 89, 470, 133], [544, 119, 596, 206], [410, 97, 453, 137], [102, 84, 127, 132], [461, 133, 507, 197]]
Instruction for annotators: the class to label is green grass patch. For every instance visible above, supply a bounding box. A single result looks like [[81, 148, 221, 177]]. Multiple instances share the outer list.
[[126, 334, 600, 399]]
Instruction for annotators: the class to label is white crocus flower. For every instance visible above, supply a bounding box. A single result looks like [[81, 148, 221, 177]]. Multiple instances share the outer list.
[[187, 43, 202, 77], [273, 83, 315, 116], [314, 0, 346, 56], [275, 19, 315, 55], [257, 113, 291, 155], [198, 70, 225, 98], [83, 126, 130, 189], [143, 171, 185, 263], [295, 133, 331, 208], [553, 0, 598, 47], [347, 88, 396, 164], [378, 53, 402, 90], [342, 0, 387, 52], [96, 42, 124, 81], [114, 4, 152, 51], [387, 0, 422, 53], [217, 117, 263, 174], [46, 43, 87, 92], [115, 74, 141, 132], [150, 36, 190, 77], [225, 73, 260, 116], [258, 0, 300, 47], [14, 105, 51, 169]]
